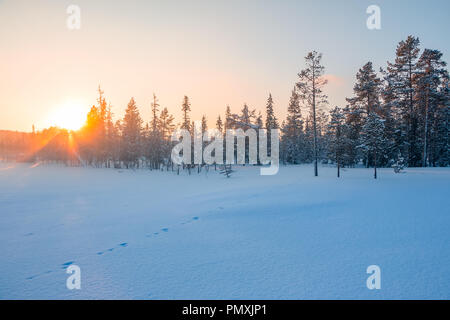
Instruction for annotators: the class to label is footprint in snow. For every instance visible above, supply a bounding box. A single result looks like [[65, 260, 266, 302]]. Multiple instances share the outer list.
[[26, 270, 52, 280], [181, 216, 199, 225], [161, 228, 169, 232], [61, 261, 74, 269], [97, 243, 126, 256]]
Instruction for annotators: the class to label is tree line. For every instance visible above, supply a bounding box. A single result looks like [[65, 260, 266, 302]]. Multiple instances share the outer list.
[[0, 35, 448, 177]]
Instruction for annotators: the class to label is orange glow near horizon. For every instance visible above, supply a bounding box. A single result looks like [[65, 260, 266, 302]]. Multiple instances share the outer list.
[[44, 101, 87, 131]]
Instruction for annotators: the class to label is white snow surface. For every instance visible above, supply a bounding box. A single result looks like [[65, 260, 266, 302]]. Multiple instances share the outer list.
[[0, 162, 449, 299]]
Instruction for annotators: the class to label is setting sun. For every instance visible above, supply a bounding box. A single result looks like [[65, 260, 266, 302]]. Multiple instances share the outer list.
[[46, 101, 87, 131]]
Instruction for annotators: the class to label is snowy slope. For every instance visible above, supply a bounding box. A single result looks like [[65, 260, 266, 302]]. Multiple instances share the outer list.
[[0, 163, 449, 299]]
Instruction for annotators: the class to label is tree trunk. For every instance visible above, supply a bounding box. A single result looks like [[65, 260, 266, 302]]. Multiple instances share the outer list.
[[336, 154, 341, 178], [312, 68, 318, 177], [374, 150, 377, 179], [423, 82, 429, 167], [408, 59, 416, 167], [337, 160, 340, 178]]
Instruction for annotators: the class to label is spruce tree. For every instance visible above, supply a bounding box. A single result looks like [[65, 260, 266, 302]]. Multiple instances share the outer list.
[[181, 96, 191, 132], [121, 97, 142, 168], [281, 88, 304, 164], [359, 112, 387, 179], [346, 62, 382, 167], [327, 107, 348, 177]]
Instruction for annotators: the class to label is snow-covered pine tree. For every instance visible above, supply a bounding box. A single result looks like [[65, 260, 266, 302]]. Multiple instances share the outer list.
[[216, 115, 223, 133], [359, 112, 387, 179], [296, 51, 328, 176], [225, 104, 257, 165], [180, 96, 192, 171], [385, 36, 421, 166], [281, 88, 304, 164], [431, 75, 449, 166], [237, 104, 256, 130], [327, 106, 348, 177], [215, 115, 224, 169], [224, 105, 233, 131], [181, 96, 191, 132], [201, 115, 208, 133], [379, 67, 400, 166], [346, 62, 382, 167], [121, 97, 142, 168], [105, 103, 117, 168], [347, 62, 381, 115], [265, 93, 279, 157], [159, 107, 175, 141], [96, 86, 108, 166], [148, 94, 163, 169], [200, 115, 208, 171], [159, 107, 175, 169], [413, 49, 449, 167], [265, 93, 279, 129], [113, 119, 122, 168], [255, 111, 263, 165]]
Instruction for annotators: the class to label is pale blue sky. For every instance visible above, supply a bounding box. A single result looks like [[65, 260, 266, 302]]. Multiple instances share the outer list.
[[0, 0, 448, 131]]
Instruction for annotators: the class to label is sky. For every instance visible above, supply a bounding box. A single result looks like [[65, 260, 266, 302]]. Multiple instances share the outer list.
[[0, 0, 449, 132]]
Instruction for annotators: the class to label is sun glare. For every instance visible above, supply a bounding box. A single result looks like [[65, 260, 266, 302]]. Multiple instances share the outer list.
[[47, 101, 87, 131]]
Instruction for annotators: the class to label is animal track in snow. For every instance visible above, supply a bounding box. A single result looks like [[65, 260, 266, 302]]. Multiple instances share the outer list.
[[26, 215, 201, 280]]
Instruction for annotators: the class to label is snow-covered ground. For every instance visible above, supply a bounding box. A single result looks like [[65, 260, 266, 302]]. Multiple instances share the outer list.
[[0, 162, 449, 299]]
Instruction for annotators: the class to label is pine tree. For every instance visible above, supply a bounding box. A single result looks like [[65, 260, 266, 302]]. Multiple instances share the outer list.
[[296, 51, 328, 176], [255, 111, 263, 164], [159, 107, 175, 141], [114, 119, 122, 168], [105, 103, 116, 168], [413, 49, 449, 166], [97, 86, 108, 166], [265, 93, 279, 129], [238, 104, 255, 130], [359, 112, 387, 179], [121, 97, 142, 168], [215, 115, 224, 168], [148, 94, 162, 169], [181, 96, 191, 132], [255, 112, 263, 129], [159, 107, 175, 168], [281, 88, 304, 164], [346, 62, 382, 167], [386, 36, 421, 166], [150, 94, 160, 133], [82, 104, 101, 165], [379, 68, 400, 166], [216, 115, 223, 133], [347, 62, 381, 115], [224, 105, 232, 131], [201, 115, 208, 133], [327, 107, 348, 177], [201, 115, 208, 168], [265, 93, 279, 157]]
